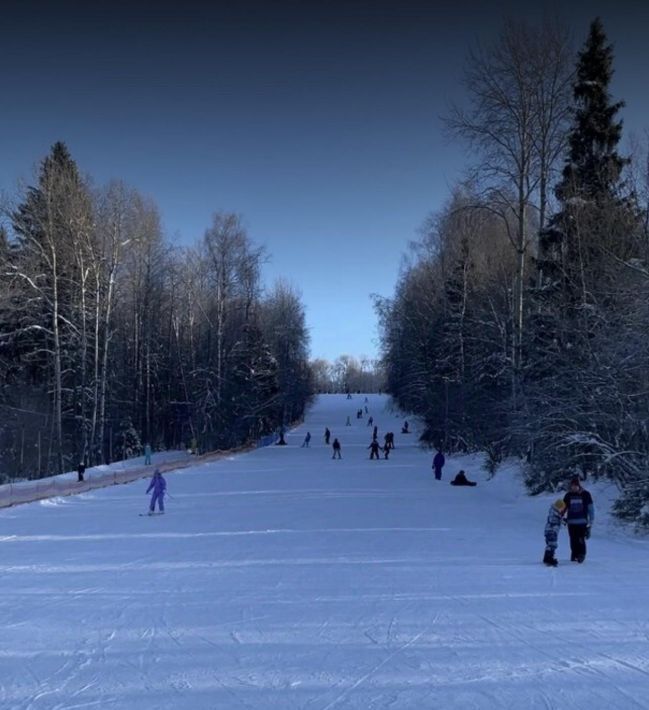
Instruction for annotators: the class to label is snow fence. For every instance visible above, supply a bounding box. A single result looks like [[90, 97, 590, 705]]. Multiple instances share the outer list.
[[0, 450, 194, 509], [0, 438, 267, 510]]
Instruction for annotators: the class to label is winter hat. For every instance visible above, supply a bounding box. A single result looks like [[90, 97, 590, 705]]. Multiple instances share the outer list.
[[553, 499, 566, 511], [570, 476, 581, 487]]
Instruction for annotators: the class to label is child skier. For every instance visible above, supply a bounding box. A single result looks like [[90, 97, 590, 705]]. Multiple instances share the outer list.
[[146, 469, 166, 514], [543, 499, 566, 566]]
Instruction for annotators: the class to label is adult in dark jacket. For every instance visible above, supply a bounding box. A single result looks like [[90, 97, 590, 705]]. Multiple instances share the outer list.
[[432, 450, 445, 480], [332, 438, 342, 459], [368, 440, 381, 460], [562, 476, 594, 563], [324, 427, 331, 444], [450, 470, 476, 487]]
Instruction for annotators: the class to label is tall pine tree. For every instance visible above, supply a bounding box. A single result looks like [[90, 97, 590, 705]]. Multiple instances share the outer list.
[[526, 18, 642, 490]]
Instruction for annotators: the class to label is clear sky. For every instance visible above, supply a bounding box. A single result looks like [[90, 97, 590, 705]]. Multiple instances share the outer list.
[[1, 0, 648, 362]]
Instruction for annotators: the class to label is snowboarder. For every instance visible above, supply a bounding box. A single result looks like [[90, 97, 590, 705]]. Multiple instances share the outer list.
[[146, 469, 166, 514], [301, 432, 311, 448], [401, 421, 409, 434], [432, 449, 445, 481], [368, 440, 381, 460], [324, 427, 331, 444], [77, 461, 85, 483], [332, 438, 342, 459], [563, 476, 594, 563], [543, 499, 566, 567], [143, 443, 152, 465], [450, 470, 476, 486]]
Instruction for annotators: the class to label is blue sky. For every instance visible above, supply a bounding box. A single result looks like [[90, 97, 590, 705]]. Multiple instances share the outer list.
[[1, 0, 647, 361]]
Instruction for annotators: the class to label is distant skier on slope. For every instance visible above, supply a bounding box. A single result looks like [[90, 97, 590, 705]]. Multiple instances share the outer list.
[[146, 469, 166, 514], [563, 476, 594, 563], [324, 427, 331, 444], [368, 440, 381, 460], [301, 432, 311, 448], [543, 499, 566, 567], [432, 449, 445, 480], [332, 438, 342, 459]]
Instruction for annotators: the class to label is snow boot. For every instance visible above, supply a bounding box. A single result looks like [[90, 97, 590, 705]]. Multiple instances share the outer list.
[[543, 550, 557, 566]]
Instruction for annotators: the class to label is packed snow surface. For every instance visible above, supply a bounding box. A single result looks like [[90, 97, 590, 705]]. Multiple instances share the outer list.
[[2, 394, 649, 709]]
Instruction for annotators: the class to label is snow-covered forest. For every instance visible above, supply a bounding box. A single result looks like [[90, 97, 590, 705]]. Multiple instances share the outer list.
[[0, 146, 312, 479], [376, 19, 649, 524]]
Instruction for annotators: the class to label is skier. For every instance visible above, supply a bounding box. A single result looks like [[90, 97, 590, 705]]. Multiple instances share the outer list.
[[543, 499, 566, 567], [143, 442, 152, 465], [301, 432, 311, 448], [367, 416, 374, 427], [146, 468, 166, 514], [345, 416, 351, 427], [563, 476, 594, 563], [372, 425, 378, 441], [368, 440, 381, 460], [432, 449, 445, 481], [324, 427, 331, 445], [401, 421, 409, 434], [450, 470, 477, 486], [332, 438, 342, 459], [77, 460, 86, 483], [385, 432, 394, 449], [383, 443, 390, 460]]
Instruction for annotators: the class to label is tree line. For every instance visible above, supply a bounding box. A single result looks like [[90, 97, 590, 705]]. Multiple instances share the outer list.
[[0, 144, 312, 480], [377, 18, 649, 524]]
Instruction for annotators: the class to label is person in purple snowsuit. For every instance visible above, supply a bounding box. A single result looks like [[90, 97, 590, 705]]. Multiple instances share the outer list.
[[146, 469, 166, 514]]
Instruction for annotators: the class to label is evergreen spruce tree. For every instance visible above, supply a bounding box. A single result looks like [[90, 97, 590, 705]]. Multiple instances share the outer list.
[[556, 17, 626, 202], [526, 18, 641, 490]]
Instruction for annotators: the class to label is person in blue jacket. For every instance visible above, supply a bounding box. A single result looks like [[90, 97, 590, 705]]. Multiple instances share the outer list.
[[432, 449, 445, 480], [146, 469, 166, 514], [562, 476, 594, 563]]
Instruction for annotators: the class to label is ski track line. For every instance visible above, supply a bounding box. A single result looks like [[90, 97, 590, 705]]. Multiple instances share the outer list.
[[0, 527, 456, 543], [472, 614, 649, 709], [319, 612, 441, 710], [319, 631, 425, 710]]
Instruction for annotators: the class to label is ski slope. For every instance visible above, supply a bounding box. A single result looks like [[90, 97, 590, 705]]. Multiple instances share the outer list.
[[1, 394, 649, 710]]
